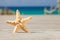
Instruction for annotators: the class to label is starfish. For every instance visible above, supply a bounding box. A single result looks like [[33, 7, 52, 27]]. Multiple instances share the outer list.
[[6, 9, 32, 33]]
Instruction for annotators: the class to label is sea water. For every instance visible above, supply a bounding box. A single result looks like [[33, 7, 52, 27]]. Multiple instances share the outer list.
[[0, 7, 58, 15]]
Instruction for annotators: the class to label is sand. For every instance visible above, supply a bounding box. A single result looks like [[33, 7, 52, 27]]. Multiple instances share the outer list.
[[0, 15, 60, 40]]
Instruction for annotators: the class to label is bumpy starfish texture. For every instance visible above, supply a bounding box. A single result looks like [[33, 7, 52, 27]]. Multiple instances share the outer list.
[[6, 9, 32, 33]]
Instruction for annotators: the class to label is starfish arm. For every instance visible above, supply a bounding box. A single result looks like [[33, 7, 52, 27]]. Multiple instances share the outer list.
[[13, 24, 21, 33], [22, 16, 32, 24], [6, 20, 15, 24], [16, 9, 22, 20], [21, 25, 29, 33], [6, 20, 16, 26]]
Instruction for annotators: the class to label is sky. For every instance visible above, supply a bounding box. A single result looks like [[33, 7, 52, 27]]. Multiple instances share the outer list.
[[0, 0, 57, 7]]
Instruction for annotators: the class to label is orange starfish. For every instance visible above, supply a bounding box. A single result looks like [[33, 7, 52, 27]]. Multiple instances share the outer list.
[[6, 9, 32, 33]]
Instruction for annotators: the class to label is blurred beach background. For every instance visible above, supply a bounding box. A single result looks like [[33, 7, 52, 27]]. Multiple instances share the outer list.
[[0, 0, 59, 15], [0, 0, 60, 40]]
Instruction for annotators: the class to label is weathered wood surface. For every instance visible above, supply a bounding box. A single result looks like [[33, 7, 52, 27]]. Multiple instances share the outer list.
[[0, 15, 60, 40]]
